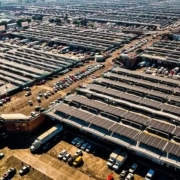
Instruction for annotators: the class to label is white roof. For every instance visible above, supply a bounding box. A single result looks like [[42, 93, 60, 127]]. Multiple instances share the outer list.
[[0, 114, 29, 120]]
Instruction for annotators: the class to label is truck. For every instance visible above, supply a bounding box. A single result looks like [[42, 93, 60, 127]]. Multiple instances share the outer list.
[[107, 148, 121, 167], [112, 151, 128, 171], [30, 124, 63, 152], [145, 169, 155, 180]]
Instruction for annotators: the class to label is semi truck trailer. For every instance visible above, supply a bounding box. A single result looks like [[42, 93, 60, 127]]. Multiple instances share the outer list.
[[112, 151, 128, 171], [107, 148, 121, 167], [30, 124, 63, 152]]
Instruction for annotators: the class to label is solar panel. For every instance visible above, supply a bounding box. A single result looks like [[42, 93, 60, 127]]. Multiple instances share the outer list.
[[112, 67, 180, 87], [164, 142, 180, 157], [109, 123, 140, 140], [96, 78, 168, 100], [173, 127, 180, 137], [147, 119, 176, 134], [139, 98, 162, 110], [162, 104, 180, 116], [104, 72, 174, 93], [67, 95, 127, 120], [122, 111, 150, 125], [135, 132, 168, 151]]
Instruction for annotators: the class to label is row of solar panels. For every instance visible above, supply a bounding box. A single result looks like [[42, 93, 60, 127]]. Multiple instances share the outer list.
[[65, 94, 180, 137], [50, 103, 180, 157], [92, 79, 180, 116], [32, 25, 131, 40]]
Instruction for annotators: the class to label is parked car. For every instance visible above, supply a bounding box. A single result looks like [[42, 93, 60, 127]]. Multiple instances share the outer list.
[[76, 140, 84, 148], [145, 169, 155, 180], [36, 96, 41, 103], [0, 152, 4, 159], [19, 165, 30, 175], [120, 170, 128, 179], [63, 153, 71, 161], [129, 163, 138, 173], [75, 149, 83, 156], [85, 144, 92, 153], [28, 100, 33, 106], [81, 142, 89, 150], [73, 156, 82, 166], [23, 87, 31, 91], [71, 137, 81, 145], [35, 106, 41, 111], [2, 167, 16, 179], [125, 173, 134, 180], [25, 91, 31, 96], [58, 150, 67, 159]]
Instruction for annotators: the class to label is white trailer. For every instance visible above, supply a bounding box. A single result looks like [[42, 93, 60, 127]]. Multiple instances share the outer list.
[[107, 148, 121, 167], [30, 124, 63, 152], [112, 151, 128, 170]]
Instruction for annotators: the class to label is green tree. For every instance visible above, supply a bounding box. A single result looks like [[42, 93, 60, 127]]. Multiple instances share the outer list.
[[49, 18, 54, 23], [27, 18, 31, 23], [0, 21, 7, 28], [16, 19, 22, 27], [55, 18, 61, 24]]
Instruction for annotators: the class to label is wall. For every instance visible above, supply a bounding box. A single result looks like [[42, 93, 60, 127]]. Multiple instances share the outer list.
[[5, 114, 45, 133]]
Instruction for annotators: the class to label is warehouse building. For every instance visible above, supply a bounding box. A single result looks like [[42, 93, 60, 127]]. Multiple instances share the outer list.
[[45, 67, 180, 171], [0, 113, 45, 134]]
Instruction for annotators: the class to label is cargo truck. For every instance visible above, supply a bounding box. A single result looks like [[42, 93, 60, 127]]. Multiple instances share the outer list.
[[30, 124, 63, 152], [107, 148, 121, 167], [112, 151, 128, 171]]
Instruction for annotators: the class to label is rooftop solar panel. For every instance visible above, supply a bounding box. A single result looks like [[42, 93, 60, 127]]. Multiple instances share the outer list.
[[162, 104, 180, 116], [147, 119, 176, 134], [135, 132, 168, 151], [109, 123, 140, 140], [122, 111, 150, 125], [164, 142, 180, 157]]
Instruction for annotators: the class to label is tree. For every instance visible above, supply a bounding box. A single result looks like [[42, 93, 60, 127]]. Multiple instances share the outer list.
[[66, 19, 70, 24], [16, 19, 22, 27], [49, 18, 54, 23], [27, 18, 31, 23], [55, 18, 61, 24], [0, 21, 7, 28], [36, 15, 43, 21]]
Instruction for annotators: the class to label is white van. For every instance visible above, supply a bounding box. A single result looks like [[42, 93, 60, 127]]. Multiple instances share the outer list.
[[145, 169, 155, 180]]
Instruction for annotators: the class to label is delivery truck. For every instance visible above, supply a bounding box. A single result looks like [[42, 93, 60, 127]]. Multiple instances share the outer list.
[[107, 148, 121, 167], [112, 151, 128, 171], [30, 124, 63, 152]]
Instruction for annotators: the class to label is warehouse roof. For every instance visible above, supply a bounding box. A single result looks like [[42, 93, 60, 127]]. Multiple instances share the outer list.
[[0, 114, 29, 121]]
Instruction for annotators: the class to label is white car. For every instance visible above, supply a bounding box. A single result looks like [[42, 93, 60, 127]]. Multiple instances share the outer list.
[[0, 152, 4, 159], [63, 153, 71, 161], [58, 150, 67, 159], [75, 149, 83, 156], [129, 163, 138, 173], [125, 173, 134, 180]]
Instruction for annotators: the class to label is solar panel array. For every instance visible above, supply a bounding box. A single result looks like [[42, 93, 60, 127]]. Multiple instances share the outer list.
[[104, 72, 174, 93], [51, 102, 180, 157], [95, 78, 169, 100], [109, 124, 140, 140], [147, 119, 176, 134], [67, 95, 127, 120], [122, 111, 150, 125], [54, 104, 139, 140], [164, 142, 180, 157], [87, 84, 141, 103], [168, 95, 180, 104], [87, 84, 163, 110], [135, 132, 168, 151], [162, 104, 180, 116], [112, 67, 180, 87], [173, 127, 180, 137]]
